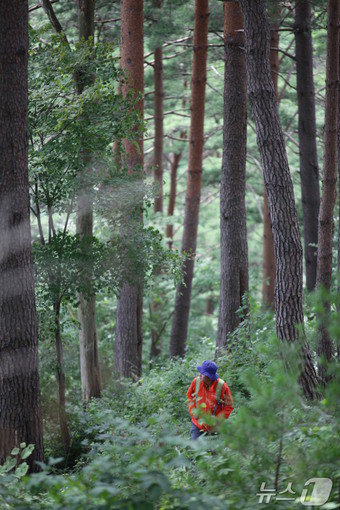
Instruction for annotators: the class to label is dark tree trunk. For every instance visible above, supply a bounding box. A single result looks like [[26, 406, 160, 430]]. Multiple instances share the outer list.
[[166, 81, 187, 250], [262, 190, 275, 306], [114, 0, 144, 378], [76, 0, 102, 402], [150, 26, 164, 361], [239, 0, 318, 400], [166, 151, 182, 249], [166, 125, 186, 249], [337, 40, 340, 362], [262, 18, 279, 308], [40, 0, 68, 43], [316, 0, 339, 384], [169, 0, 209, 357], [205, 297, 214, 315], [153, 45, 164, 213], [0, 0, 44, 471], [294, 0, 320, 292], [115, 284, 143, 379], [150, 303, 162, 360], [216, 1, 248, 352], [54, 300, 71, 451], [78, 0, 94, 40]]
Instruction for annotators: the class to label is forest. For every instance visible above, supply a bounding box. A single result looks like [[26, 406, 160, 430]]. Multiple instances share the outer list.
[[0, 0, 339, 508]]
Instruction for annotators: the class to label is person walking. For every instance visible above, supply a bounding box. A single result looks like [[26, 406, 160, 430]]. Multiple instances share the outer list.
[[187, 360, 234, 440]]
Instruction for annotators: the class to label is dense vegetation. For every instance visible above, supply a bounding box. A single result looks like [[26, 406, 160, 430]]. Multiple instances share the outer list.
[[0, 0, 339, 508]]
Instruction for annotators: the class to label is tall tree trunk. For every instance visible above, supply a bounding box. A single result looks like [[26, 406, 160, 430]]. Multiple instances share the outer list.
[[169, 0, 209, 357], [0, 0, 44, 471], [337, 39, 340, 362], [239, 0, 318, 400], [262, 12, 279, 308], [75, 0, 102, 402], [153, 45, 164, 213], [262, 191, 275, 306], [114, 0, 144, 378], [166, 82, 187, 249], [166, 151, 182, 249], [294, 0, 320, 292], [316, 0, 339, 384], [150, 17, 164, 361], [216, 1, 248, 352], [54, 300, 71, 451]]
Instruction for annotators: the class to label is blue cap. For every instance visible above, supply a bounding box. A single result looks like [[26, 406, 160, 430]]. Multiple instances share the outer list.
[[196, 360, 219, 381]]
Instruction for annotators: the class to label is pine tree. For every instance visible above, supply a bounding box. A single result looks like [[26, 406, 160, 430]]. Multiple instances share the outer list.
[[295, 0, 320, 292], [0, 0, 44, 470], [216, 0, 248, 352], [261, 6, 279, 308], [114, 0, 144, 378], [169, 0, 209, 357], [239, 0, 318, 400], [316, 0, 339, 384], [76, 0, 102, 402]]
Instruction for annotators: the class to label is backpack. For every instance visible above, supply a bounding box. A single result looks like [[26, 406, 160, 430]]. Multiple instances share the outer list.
[[192, 377, 225, 415]]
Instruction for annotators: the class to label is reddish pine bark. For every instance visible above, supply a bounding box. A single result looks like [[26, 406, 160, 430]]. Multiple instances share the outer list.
[[114, 0, 144, 378], [216, 1, 248, 351], [316, 0, 339, 384], [0, 0, 44, 470], [169, 0, 209, 357]]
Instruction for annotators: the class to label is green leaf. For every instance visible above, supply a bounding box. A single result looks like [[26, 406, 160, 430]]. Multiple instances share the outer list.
[[1, 458, 16, 473], [11, 448, 20, 456], [21, 444, 35, 460], [14, 462, 29, 478]]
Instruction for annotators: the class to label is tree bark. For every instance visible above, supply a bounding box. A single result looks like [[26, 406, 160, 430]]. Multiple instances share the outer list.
[[150, 15, 164, 360], [114, 0, 144, 378], [205, 297, 214, 315], [262, 189, 275, 306], [262, 17, 279, 308], [169, 0, 209, 357], [40, 0, 68, 43], [0, 0, 44, 470], [239, 0, 318, 400], [316, 0, 339, 384], [166, 151, 182, 249], [153, 45, 164, 213], [294, 0, 320, 292], [77, 193, 102, 401], [166, 124, 186, 249], [337, 38, 340, 362], [75, 0, 102, 402], [216, 1, 248, 352]]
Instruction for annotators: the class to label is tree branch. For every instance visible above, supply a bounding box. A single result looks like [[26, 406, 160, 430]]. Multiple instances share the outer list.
[[278, 61, 295, 103], [29, 0, 58, 13], [39, 0, 69, 44]]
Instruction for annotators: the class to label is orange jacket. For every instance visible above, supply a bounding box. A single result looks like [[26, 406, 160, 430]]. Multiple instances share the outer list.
[[187, 377, 234, 431]]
